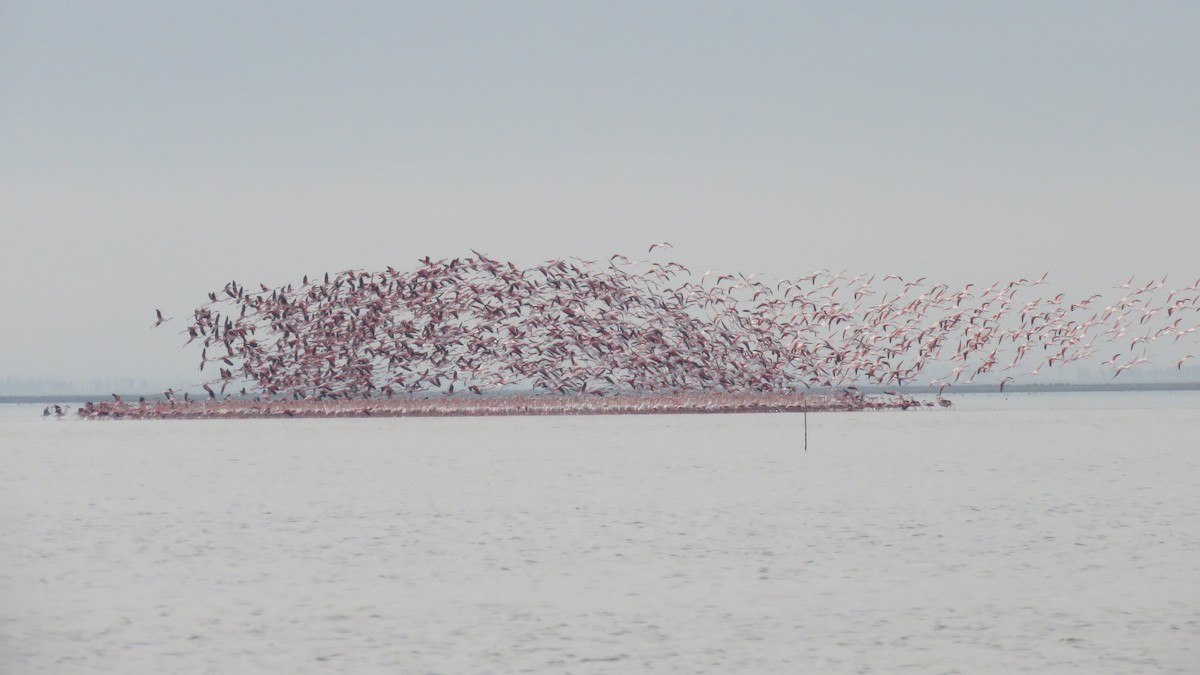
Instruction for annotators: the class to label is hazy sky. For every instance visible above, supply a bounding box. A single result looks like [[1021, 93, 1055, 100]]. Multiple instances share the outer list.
[[2, 1, 1198, 389]]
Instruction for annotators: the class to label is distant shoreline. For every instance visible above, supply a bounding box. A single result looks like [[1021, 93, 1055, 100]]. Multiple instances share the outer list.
[[4, 382, 1200, 405]]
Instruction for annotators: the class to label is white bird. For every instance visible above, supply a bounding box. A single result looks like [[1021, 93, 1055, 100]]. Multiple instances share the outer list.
[[647, 241, 673, 252]]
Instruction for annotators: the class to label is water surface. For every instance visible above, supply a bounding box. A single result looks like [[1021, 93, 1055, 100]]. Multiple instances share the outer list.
[[1, 393, 1197, 673]]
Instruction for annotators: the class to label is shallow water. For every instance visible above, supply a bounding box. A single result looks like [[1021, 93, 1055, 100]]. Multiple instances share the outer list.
[[1, 393, 1198, 673]]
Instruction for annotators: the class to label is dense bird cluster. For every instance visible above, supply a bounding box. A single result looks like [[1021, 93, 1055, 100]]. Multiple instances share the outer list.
[[75, 390, 921, 420], [161, 251, 1198, 402]]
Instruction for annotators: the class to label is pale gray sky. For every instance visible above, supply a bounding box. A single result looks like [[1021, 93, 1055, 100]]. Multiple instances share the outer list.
[[2, 1, 1198, 391]]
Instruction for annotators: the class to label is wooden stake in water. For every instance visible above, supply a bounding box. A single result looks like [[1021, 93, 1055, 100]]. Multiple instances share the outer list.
[[804, 411, 808, 451]]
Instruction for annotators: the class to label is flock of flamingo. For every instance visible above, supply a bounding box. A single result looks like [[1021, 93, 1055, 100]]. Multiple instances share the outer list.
[[71, 245, 1198, 419]]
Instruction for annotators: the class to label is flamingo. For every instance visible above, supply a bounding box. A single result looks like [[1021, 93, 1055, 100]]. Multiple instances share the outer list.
[[95, 246, 1196, 419], [152, 309, 172, 328]]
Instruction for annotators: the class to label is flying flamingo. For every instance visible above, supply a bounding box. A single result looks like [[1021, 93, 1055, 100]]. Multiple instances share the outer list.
[[96, 244, 1199, 420], [152, 309, 172, 328]]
